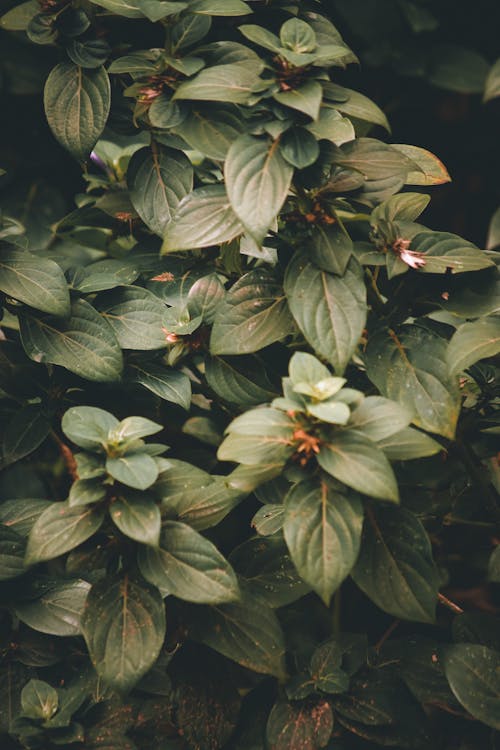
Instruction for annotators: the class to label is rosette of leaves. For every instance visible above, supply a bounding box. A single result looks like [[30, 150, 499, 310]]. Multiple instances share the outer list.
[[220, 351, 410, 500]]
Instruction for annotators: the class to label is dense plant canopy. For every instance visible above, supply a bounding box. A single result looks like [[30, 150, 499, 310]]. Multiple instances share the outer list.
[[0, 1, 499, 749]]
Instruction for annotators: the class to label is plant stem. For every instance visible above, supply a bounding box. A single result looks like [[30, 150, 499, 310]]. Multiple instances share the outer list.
[[374, 619, 400, 651], [438, 593, 464, 614]]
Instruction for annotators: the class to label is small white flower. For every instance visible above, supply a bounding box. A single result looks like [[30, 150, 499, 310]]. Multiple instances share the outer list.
[[393, 237, 426, 269]]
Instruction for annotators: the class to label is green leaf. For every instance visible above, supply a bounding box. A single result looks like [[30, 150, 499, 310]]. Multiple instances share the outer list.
[[110, 492, 161, 546], [348, 396, 411, 441], [310, 641, 350, 694], [279, 127, 320, 169], [108, 51, 160, 76], [365, 325, 461, 439], [20, 299, 123, 382], [252, 504, 284, 536], [128, 145, 193, 236], [128, 362, 191, 409], [280, 18, 316, 52], [66, 38, 111, 70], [309, 224, 353, 276], [210, 268, 293, 355], [14, 578, 91, 636], [106, 453, 159, 490], [161, 185, 243, 252], [27, 12, 57, 44], [21, 679, 58, 721], [224, 135, 293, 243], [266, 699, 333, 750], [137, 0, 186, 21], [238, 24, 281, 53], [62, 406, 118, 450], [377, 427, 442, 460], [81, 574, 165, 692], [410, 231, 494, 274], [323, 83, 390, 132], [352, 506, 439, 623], [95, 287, 168, 350], [331, 668, 430, 743], [1, 404, 51, 468], [289, 351, 331, 386], [487, 206, 500, 250], [429, 44, 489, 94], [74, 452, 106, 480], [25, 501, 105, 564], [447, 316, 500, 375], [219, 407, 295, 466], [306, 107, 355, 146], [138, 520, 240, 602], [0, 0, 38, 31], [154, 458, 210, 498], [330, 137, 417, 180], [217, 430, 293, 467], [179, 104, 244, 159], [89, 0, 145, 17], [189, 0, 251, 14], [155, 461, 244, 530], [187, 273, 225, 324], [182, 416, 221, 447], [44, 63, 110, 161], [484, 58, 500, 102], [173, 478, 244, 530], [392, 144, 451, 185], [149, 96, 186, 129], [284, 480, 363, 605], [442, 644, 500, 729], [174, 62, 264, 104], [170, 12, 211, 52], [306, 400, 350, 424], [69, 478, 107, 507], [489, 547, 500, 583], [192, 593, 286, 678], [0, 663, 30, 733], [273, 80, 323, 120], [110, 416, 162, 441], [71, 259, 139, 294], [280, 127, 319, 169], [0, 248, 70, 316], [0, 526, 26, 581], [318, 431, 398, 502], [381, 636, 455, 708], [229, 535, 310, 607], [0, 498, 52, 537], [91, 0, 185, 18], [227, 462, 284, 493], [284, 255, 367, 374], [372, 193, 430, 225], [452, 613, 500, 651], [208, 355, 280, 407]]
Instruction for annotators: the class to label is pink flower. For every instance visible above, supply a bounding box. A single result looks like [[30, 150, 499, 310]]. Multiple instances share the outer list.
[[392, 237, 426, 269]]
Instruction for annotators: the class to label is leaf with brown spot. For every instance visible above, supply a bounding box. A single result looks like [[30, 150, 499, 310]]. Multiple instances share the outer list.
[[266, 698, 333, 750], [81, 574, 166, 692]]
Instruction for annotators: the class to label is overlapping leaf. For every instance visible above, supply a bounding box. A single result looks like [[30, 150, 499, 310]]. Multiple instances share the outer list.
[[44, 63, 110, 161], [352, 506, 439, 623], [365, 325, 460, 438], [284, 255, 367, 373], [284, 480, 363, 605]]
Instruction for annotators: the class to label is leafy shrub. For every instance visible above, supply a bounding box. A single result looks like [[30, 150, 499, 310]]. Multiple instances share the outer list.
[[0, 1, 499, 749]]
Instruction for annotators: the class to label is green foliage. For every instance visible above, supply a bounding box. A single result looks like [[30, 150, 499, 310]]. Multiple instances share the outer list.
[[0, 1, 499, 748]]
